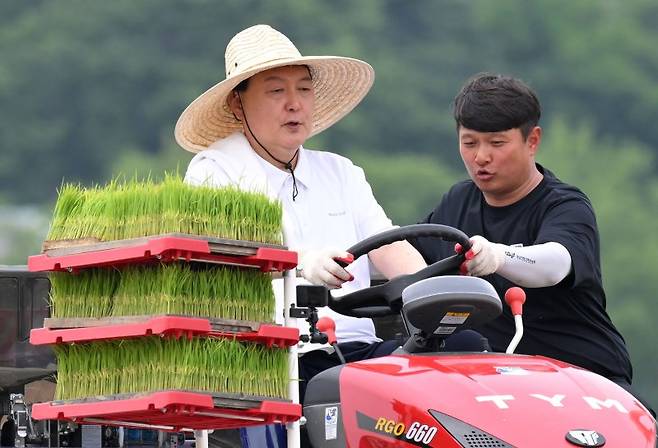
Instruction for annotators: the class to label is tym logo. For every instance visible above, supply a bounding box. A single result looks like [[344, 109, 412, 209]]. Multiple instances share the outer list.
[[566, 430, 606, 447], [475, 394, 629, 413]]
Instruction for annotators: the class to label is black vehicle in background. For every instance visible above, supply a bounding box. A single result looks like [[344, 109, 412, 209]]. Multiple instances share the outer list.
[[0, 266, 54, 392], [0, 267, 55, 446]]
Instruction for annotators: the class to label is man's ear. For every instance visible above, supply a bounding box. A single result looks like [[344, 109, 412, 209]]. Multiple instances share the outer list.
[[527, 126, 542, 155], [228, 90, 244, 121]]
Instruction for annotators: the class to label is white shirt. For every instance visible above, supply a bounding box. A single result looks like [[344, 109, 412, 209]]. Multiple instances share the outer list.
[[184, 132, 393, 346]]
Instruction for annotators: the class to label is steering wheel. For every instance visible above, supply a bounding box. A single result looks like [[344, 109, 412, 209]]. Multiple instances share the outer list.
[[328, 224, 471, 318]]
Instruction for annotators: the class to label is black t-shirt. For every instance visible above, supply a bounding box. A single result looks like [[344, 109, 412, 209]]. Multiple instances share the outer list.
[[411, 164, 632, 383]]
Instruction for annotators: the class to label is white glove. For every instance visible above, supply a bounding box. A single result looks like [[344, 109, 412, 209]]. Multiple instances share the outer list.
[[298, 248, 354, 289], [461, 235, 506, 277]]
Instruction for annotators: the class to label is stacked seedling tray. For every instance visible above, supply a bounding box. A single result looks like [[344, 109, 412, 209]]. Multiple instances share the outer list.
[[27, 176, 301, 434]]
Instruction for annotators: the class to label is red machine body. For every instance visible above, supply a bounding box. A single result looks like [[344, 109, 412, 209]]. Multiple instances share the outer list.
[[302, 223, 656, 447], [334, 353, 655, 447]]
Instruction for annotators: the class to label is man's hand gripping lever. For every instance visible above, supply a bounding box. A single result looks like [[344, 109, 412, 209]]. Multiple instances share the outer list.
[[290, 285, 345, 363]]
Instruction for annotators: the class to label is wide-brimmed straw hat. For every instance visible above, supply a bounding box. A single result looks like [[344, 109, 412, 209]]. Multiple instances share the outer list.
[[174, 24, 375, 153]]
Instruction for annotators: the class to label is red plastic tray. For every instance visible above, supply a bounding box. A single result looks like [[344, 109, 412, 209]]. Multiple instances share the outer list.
[[30, 316, 299, 348], [28, 235, 297, 273], [31, 390, 301, 432]]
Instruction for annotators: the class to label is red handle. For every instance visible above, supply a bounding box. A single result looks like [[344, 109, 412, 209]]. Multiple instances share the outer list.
[[317, 317, 338, 345], [504, 287, 526, 316], [334, 253, 354, 268]]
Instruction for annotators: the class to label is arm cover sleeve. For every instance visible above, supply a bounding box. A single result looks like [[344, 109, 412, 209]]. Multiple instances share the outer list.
[[496, 242, 572, 288]]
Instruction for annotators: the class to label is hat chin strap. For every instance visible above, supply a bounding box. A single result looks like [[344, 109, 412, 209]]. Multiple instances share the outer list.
[[239, 92, 300, 201]]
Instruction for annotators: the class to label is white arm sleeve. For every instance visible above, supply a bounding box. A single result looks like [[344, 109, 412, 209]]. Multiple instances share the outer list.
[[496, 242, 572, 288]]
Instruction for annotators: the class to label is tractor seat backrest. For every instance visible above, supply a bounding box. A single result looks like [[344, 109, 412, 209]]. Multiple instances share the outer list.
[[401, 276, 502, 336]]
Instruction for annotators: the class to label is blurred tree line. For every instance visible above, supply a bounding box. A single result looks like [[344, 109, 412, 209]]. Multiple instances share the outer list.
[[1, 0, 657, 405]]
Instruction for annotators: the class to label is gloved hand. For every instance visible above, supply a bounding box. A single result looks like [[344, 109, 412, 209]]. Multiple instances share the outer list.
[[457, 235, 506, 277], [298, 249, 354, 289]]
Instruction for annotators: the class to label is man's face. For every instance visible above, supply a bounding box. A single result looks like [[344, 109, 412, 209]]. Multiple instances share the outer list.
[[232, 65, 314, 160], [458, 126, 541, 205]]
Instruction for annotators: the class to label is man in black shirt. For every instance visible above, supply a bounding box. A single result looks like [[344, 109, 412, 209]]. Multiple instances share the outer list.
[[412, 72, 654, 416]]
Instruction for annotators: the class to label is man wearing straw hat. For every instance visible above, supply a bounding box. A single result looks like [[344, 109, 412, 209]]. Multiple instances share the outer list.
[[177, 24, 427, 360], [176, 24, 431, 446]]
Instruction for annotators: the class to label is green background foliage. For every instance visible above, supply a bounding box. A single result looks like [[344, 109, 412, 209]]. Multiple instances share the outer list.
[[1, 0, 657, 406]]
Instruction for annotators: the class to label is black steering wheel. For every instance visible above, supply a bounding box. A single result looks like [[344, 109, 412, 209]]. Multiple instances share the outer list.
[[328, 224, 471, 318]]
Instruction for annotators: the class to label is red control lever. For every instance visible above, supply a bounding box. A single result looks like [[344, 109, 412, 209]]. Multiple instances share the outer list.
[[504, 287, 526, 316], [316, 317, 346, 364], [334, 253, 354, 268], [317, 317, 338, 345]]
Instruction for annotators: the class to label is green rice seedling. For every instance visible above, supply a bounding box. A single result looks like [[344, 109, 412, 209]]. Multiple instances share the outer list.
[[163, 177, 283, 244], [49, 262, 276, 321], [46, 183, 86, 242], [54, 337, 289, 401], [111, 263, 275, 322], [45, 174, 284, 245], [74, 186, 109, 240], [160, 173, 192, 236], [49, 268, 119, 318], [123, 178, 161, 238], [103, 178, 132, 241]]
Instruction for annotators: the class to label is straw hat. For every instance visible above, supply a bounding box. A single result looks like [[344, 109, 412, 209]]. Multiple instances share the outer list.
[[174, 24, 375, 153]]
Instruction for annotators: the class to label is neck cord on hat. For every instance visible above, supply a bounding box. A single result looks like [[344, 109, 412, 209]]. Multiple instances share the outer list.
[[239, 93, 299, 201]]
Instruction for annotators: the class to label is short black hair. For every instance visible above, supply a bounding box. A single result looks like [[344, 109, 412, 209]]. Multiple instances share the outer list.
[[453, 73, 541, 139], [235, 78, 250, 92]]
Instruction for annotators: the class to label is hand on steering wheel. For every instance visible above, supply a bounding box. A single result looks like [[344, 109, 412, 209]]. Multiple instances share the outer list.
[[328, 224, 471, 317], [298, 249, 354, 289], [456, 235, 506, 277]]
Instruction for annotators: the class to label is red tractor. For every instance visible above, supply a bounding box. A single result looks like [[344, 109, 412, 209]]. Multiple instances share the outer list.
[[295, 224, 656, 447]]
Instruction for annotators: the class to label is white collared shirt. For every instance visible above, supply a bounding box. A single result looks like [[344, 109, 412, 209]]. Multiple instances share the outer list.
[[185, 132, 393, 345]]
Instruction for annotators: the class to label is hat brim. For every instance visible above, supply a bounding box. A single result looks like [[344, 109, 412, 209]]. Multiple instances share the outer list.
[[174, 56, 374, 153]]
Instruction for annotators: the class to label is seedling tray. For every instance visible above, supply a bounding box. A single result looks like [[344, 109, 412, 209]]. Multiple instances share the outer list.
[[31, 315, 299, 348], [31, 390, 301, 432], [28, 233, 297, 273]]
